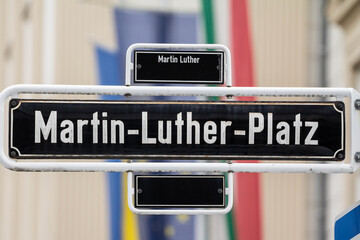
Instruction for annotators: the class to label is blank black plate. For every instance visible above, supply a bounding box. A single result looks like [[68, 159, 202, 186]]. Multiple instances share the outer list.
[[134, 175, 225, 208]]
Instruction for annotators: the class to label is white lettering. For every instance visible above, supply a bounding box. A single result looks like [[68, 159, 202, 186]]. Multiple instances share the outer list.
[[276, 122, 290, 145], [102, 112, 108, 144], [77, 120, 88, 143], [220, 121, 232, 145], [91, 112, 99, 144], [204, 121, 217, 144], [186, 112, 200, 144], [158, 55, 178, 63], [180, 55, 200, 63], [305, 122, 318, 145], [158, 120, 172, 144], [293, 114, 303, 145], [60, 120, 74, 143], [111, 120, 124, 144], [267, 113, 273, 144], [142, 112, 156, 144], [158, 55, 165, 63], [35, 111, 57, 143], [175, 113, 184, 144], [249, 113, 264, 144]]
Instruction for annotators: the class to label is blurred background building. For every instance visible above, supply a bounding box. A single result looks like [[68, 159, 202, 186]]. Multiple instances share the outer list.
[[0, 0, 360, 239]]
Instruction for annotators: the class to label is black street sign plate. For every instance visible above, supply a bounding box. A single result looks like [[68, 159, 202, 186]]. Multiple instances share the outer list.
[[134, 175, 225, 208], [134, 50, 224, 84], [9, 99, 345, 160]]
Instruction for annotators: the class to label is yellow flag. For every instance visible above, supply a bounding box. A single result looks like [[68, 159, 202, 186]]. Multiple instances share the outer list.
[[122, 173, 139, 240]]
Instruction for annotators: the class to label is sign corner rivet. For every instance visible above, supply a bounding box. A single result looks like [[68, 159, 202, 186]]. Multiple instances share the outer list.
[[10, 99, 19, 108], [336, 101, 344, 110], [355, 99, 360, 110], [10, 150, 18, 157], [337, 152, 344, 160], [355, 153, 360, 162]]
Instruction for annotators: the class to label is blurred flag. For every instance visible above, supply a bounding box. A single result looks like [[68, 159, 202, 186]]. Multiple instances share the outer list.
[[95, 7, 199, 240], [201, 1, 235, 240], [95, 45, 123, 240], [231, 0, 263, 240], [201, 0, 263, 239]]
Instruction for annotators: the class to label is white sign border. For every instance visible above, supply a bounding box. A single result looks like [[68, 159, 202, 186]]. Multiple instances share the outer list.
[[0, 83, 359, 173]]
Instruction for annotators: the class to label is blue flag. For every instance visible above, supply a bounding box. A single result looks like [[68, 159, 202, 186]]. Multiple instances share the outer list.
[[95, 8, 199, 240]]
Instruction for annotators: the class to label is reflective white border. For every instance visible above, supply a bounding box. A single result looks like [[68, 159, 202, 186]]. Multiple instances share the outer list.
[[0, 84, 359, 173]]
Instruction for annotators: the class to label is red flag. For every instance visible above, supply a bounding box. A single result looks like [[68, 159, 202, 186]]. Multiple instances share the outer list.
[[231, 0, 262, 239]]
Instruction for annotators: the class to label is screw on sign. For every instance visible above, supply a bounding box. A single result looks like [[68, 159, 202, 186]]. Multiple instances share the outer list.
[[355, 99, 360, 110], [355, 153, 360, 162]]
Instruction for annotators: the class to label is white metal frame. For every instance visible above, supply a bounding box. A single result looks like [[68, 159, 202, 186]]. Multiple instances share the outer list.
[[1, 85, 360, 215], [1, 84, 360, 173], [1, 43, 360, 215]]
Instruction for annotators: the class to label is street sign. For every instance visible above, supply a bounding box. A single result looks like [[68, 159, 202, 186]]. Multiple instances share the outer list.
[[335, 201, 360, 239], [9, 99, 344, 160], [134, 175, 225, 208], [134, 50, 224, 84]]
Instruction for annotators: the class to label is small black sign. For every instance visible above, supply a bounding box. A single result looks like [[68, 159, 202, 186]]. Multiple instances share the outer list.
[[134, 51, 224, 84], [9, 99, 345, 160], [134, 175, 225, 208]]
